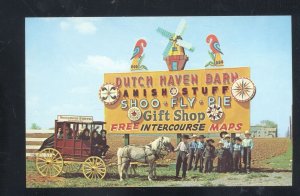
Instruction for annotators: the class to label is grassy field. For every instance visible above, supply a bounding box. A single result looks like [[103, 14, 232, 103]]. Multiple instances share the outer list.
[[262, 141, 293, 170], [26, 138, 292, 187]]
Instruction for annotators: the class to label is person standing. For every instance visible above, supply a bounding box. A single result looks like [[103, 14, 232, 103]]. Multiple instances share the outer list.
[[187, 134, 198, 171], [193, 135, 206, 172], [232, 137, 243, 173], [215, 141, 226, 173], [203, 139, 215, 173], [242, 131, 254, 174], [223, 134, 233, 172], [219, 131, 228, 143], [174, 134, 190, 179]]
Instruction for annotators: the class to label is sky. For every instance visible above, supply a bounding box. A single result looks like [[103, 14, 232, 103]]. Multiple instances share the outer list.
[[25, 16, 292, 137]]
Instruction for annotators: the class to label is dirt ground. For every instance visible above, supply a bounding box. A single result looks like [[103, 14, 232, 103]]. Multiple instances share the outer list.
[[26, 137, 292, 187], [104, 136, 290, 167]]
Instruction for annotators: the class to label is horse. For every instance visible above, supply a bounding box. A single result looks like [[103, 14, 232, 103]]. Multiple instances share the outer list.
[[117, 136, 174, 181]]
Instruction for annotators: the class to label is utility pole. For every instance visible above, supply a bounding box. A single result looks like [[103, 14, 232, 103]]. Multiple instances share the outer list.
[[289, 115, 292, 140]]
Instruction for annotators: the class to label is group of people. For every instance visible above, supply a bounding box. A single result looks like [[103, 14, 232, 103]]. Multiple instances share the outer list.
[[56, 125, 110, 158], [175, 131, 254, 179]]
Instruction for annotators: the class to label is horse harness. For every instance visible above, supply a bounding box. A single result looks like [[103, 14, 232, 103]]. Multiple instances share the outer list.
[[121, 139, 166, 163]]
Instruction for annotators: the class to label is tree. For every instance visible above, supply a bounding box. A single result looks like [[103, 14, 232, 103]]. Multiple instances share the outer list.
[[30, 123, 41, 130], [256, 120, 277, 128]]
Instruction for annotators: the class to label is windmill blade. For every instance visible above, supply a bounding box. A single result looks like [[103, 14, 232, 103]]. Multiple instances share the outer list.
[[175, 19, 187, 36], [157, 27, 174, 39], [163, 41, 173, 57], [177, 39, 195, 52]]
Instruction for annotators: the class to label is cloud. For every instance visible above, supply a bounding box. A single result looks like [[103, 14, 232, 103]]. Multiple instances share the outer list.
[[59, 18, 98, 34], [74, 21, 97, 34], [79, 55, 129, 73]]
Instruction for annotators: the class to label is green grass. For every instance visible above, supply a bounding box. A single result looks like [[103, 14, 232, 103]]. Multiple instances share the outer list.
[[262, 140, 292, 170], [26, 160, 223, 188]]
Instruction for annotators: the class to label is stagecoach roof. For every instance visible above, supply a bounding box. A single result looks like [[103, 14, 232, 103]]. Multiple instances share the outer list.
[[56, 120, 106, 124]]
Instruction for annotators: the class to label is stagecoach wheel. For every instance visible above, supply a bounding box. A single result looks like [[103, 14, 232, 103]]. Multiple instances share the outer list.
[[82, 156, 106, 180], [63, 162, 82, 173], [35, 148, 63, 177]]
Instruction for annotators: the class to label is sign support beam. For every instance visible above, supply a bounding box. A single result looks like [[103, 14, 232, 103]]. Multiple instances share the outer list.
[[124, 134, 130, 146]]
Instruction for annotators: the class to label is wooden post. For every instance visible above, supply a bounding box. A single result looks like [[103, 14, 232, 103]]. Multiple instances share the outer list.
[[124, 134, 130, 146]]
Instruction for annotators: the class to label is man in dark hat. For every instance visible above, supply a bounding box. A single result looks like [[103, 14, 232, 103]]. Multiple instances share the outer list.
[[187, 134, 198, 171], [174, 134, 190, 179], [203, 138, 215, 173], [194, 135, 206, 172], [232, 137, 243, 172], [223, 134, 233, 172]]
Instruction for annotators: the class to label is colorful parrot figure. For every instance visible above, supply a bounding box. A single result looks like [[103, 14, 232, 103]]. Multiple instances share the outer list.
[[205, 34, 224, 67], [130, 39, 148, 71]]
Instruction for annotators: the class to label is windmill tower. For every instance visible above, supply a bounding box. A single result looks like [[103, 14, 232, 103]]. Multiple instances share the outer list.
[[157, 19, 194, 71]]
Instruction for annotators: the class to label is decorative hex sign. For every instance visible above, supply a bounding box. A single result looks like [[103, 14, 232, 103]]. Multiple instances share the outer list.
[[231, 77, 256, 102], [127, 107, 142, 122], [99, 83, 120, 105], [169, 86, 179, 97], [206, 104, 224, 121]]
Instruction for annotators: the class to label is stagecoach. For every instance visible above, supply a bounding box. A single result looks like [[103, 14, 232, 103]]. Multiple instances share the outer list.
[[35, 115, 108, 179]]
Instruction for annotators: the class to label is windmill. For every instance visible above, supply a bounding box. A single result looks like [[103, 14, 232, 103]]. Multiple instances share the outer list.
[[157, 19, 195, 71]]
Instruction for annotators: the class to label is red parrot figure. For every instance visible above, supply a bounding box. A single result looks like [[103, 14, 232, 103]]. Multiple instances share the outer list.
[[130, 39, 147, 60], [205, 34, 224, 67], [206, 34, 223, 55], [130, 39, 148, 71]]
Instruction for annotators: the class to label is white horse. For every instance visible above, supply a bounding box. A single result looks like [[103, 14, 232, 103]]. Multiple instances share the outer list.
[[117, 136, 174, 181]]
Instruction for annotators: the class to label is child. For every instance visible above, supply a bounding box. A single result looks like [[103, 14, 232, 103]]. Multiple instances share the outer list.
[[194, 135, 206, 172], [203, 139, 215, 173], [215, 141, 226, 173], [219, 131, 228, 143], [187, 134, 198, 171], [174, 134, 190, 179], [242, 131, 254, 173], [99, 129, 110, 158], [223, 134, 233, 172], [232, 137, 243, 173]]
